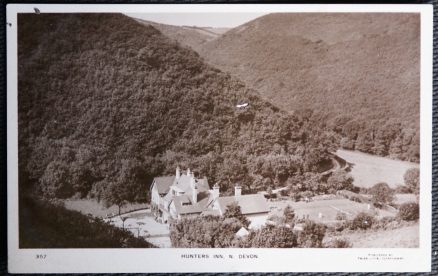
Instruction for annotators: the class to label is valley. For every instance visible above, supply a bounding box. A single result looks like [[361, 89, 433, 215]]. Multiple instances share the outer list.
[[17, 12, 420, 249]]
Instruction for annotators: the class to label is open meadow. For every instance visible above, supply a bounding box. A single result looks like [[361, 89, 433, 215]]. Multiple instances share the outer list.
[[336, 149, 419, 188], [268, 198, 396, 225], [325, 224, 419, 248]]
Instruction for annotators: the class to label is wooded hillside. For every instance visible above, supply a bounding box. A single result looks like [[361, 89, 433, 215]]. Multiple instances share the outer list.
[[198, 13, 420, 162], [18, 13, 334, 205]]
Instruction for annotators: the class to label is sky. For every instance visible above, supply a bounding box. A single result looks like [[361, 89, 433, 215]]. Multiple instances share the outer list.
[[125, 13, 268, 28]]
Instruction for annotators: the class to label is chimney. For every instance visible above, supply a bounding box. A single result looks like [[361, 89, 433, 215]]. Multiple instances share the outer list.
[[192, 184, 198, 204], [190, 174, 196, 189], [234, 184, 242, 197], [176, 166, 181, 179], [211, 183, 220, 201]]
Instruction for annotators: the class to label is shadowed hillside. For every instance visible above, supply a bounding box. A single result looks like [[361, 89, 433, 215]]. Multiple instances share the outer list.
[[20, 196, 154, 248], [18, 13, 334, 207], [199, 13, 420, 162]]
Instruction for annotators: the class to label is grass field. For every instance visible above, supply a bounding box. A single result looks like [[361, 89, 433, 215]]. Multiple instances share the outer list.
[[336, 149, 419, 188], [325, 224, 419, 248], [63, 199, 149, 218], [393, 194, 418, 205], [268, 198, 396, 224]]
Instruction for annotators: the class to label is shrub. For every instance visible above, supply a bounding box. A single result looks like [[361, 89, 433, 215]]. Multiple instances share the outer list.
[[371, 216, 398, 230], [350, 212, 375, 230], [329, 238, 352, 248], [335, 212, 347, 221], [243, 225, 298, 248], [369, 182, 394, 206], [404, 168, 419, 195], [334, 221, 348, 232], [297, 220, 327, 248], [350, 195, 362, 203], [397, 202, 419, 221], [394, 185, 412, 194]]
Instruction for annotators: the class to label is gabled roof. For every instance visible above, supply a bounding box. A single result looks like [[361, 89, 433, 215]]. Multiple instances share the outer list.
[[216, 194, 269, 215], [172, 194, 212, 215], [172, 174, 209, 194], [153, 176, 175, 194]]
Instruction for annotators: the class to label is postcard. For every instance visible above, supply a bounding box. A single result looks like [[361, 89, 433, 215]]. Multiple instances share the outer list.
[[7, 3, 433, 273]]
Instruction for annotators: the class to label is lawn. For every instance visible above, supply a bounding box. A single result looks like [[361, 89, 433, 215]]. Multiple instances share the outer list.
[[325, 224, 419, 248], [268, 198, 396, 224], [393, 193, 418, 205], [336, 149, 419, 188]]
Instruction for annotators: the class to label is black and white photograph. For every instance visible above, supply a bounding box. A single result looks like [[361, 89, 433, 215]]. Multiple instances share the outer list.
[[7, 4, 433, 273]]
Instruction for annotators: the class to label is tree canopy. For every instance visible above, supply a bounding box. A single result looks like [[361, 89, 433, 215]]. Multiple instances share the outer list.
[[18, 13, 333, 203]]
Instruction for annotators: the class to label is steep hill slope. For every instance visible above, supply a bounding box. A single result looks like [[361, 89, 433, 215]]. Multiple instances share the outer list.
[[18, 13, 332, 204], [20, 196, 154, 248], [200, 13, 420, 161]]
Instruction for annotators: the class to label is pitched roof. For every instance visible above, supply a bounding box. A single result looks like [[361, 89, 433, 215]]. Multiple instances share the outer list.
[[172, 195, 212, 215], [216, 194, 269, 215], [173, 174, 209, 194], [153, 176, 175, 194]]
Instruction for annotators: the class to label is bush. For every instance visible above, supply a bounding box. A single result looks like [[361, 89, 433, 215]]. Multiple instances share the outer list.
[[297, 220, 327, 248], [350, 212, 375, 230], [329, 238, 352, 248], [241, 225, 298, 248], [371, 216, 398, 230], [350, 195, 363, 203], [404, 168, 419, 195], [397, 202, 419, 221], [335, 212, 347, 221], [369, 182, 394, 206], [394, 185, 412, 194]]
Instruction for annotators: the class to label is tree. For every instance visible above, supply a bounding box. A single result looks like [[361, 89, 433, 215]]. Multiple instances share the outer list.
[[404, 168, 419, 194], [369, 182, 394, 204], [103, 181, 129, 216], [397, 202, 419, 221], [297, 220, 327, 248], [39, 160, 74, 199], [223, 202, 250, 228], [283, 205, 295, 226], [326, 170, 354, 191], [350, 212, 374, 230], [242, 225, 297, 248], [369, 182, 394, 206]]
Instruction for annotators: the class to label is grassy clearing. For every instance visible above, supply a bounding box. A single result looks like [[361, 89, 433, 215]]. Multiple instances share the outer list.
[[393, 193, 418, 205], [336, 149, 419, 188], [63, 198, 149, 218], [325, 224, 419, 248], [268, 198, 395, 224]]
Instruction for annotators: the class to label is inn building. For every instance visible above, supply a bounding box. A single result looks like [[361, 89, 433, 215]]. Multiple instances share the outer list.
[[150, 167, 269, 229]]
